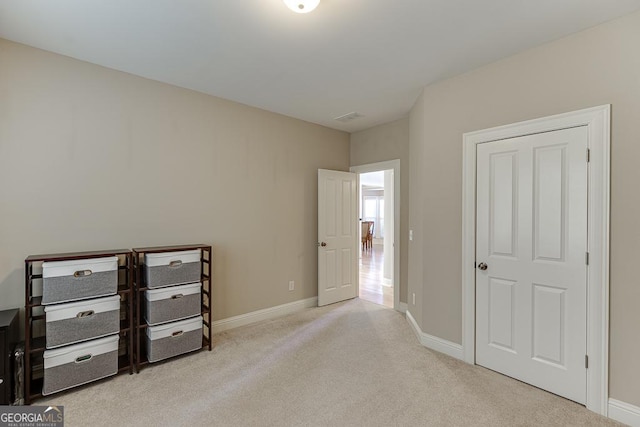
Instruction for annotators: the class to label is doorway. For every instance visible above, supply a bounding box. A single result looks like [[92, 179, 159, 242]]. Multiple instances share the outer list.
[[462, 105, 610, 414], [350, 160, 400, 311], [359, 170, 393, 308]]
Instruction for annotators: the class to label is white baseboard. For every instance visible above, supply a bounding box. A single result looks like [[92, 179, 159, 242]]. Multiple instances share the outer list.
[[398, 302, 408, 314], [609, 399, 640, 426], [212, 297, 318, 334], [406, 310, 463, 360]]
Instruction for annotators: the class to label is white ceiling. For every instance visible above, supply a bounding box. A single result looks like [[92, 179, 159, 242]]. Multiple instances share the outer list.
[[360, 171, 384, 188], [2, 1, 640, 133]]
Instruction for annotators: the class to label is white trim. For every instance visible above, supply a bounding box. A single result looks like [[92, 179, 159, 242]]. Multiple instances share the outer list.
[[462, 105, 610, 415], [609, 399, 640, 427], [351, 159, 402, 312], [406, 310, 463, 360], [398, 302, 408, 314], [212, 297, 318, 334]]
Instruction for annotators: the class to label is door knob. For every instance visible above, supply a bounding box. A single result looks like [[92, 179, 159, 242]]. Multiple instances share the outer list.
[[478, 262, 488, 271], [317, 242, 327, 247]]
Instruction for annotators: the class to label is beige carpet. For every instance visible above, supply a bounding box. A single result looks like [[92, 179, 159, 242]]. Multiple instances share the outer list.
[[39, 299, 620, 426]]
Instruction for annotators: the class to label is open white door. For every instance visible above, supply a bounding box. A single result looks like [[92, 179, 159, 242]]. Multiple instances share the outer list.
[[318, 169, 357, 306]]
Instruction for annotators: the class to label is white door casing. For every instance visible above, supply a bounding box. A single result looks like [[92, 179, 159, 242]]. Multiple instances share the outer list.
[[475, 127, 587, 404], [462, 105, 610, 415], [318, 169, 358, 306]]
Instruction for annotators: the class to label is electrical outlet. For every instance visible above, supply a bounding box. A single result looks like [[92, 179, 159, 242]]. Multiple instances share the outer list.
[[409, 230, 413, 241], [289, 280, 295, 291], [412, 293, 416, 305]]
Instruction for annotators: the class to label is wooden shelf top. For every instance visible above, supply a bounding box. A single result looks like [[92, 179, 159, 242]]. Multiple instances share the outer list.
[[27, 296, 42, 308], [0, 308, 18, 327], [26, 249, 131, 262], [132, 244, 211, 253]]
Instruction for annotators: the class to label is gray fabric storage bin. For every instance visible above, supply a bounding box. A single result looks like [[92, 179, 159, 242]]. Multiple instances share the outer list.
[[44, 295, 120, 348], [144, 250, 201, 289], [42, 257, 118, 305], [144, 282, 201, 326], [146, 316, 202, 363], [42, 335, 119, 396]]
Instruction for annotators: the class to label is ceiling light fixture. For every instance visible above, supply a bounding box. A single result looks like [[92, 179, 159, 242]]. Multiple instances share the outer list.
[[283, 0, 320, 14]]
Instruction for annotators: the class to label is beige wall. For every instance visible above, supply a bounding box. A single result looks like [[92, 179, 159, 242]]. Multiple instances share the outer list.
[[408, 11, 640, 405], [350, 118, 409, 304], [408, 92, 425, 327], [0, 39, 350, 320]]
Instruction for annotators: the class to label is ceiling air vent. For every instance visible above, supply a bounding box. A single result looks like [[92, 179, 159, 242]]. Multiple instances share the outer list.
[[334, 112, 364, 122]]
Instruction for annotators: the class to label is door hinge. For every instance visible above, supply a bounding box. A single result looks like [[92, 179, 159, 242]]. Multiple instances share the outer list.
[[585, 355, 589, 369], [587, 148, 590, 162], [585, 252, 589, 265]]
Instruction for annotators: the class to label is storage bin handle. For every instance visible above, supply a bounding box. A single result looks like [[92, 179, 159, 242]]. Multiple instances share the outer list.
[[76, 310, 95, 318], [171, 330, 184, 337], [168, 260, 183, 268], [75, 354, 93, 363], [74, 269, 93, 278], [171, 294, 184, 299]]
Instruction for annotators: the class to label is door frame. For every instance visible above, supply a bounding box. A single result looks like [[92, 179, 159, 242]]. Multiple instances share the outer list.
[[461, 105, 610, 415], [350, 159, 401, 312]]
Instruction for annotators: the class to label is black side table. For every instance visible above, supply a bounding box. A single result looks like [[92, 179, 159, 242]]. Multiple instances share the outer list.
[[0, 308, 19, 405]]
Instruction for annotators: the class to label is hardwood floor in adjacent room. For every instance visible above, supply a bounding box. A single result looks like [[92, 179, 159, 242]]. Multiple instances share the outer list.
[[359, 244, 393, 308]]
